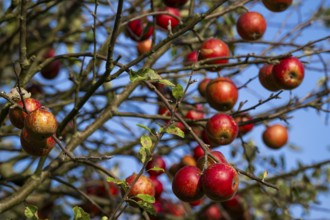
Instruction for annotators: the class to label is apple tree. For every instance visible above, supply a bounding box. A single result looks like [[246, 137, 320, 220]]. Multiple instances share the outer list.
[[0, 0, 330, 219]]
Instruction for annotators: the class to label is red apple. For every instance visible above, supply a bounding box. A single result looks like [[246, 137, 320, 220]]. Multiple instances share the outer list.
[[163, 0, 188, 8], [20, 128, 55, 156], [222, 194, 245, 214], [272, 57, 304, 90], [150, 176, 163, 200], [201, 163, 239, 201], [9, 98, 42, 129], [198, 38, 230, 71], [146, 155, 166, 177], [262, 124, 288, 149], [86, 180, 120, 198], [172, 166, 204, 202], [189, 198, 203, 207], [126, 18, 153, 42], [137, 38, 152, 54], [193, 145, 204, 160], [24, 107, 57, 139], [185, 104, 204, 120], [258, 64, 281, 91], [205, 77, 238, 111], [41, 48, 61, 79], [125, 173, 155, 206], [205, 113, 239, 146], [197, 150, 228, 170], [161, 199, 186, 217], [262, 0, 293, 12], [234, 114, 254, 135], [156, 7, 180, 30], [236, 11, 266, 41], [184, 51, 198, 65], [198, 204, 222, 220], [198, 78, 212, 98]]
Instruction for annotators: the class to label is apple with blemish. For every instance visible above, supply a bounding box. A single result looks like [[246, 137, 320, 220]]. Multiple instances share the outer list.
[[20, 128, 55, 156]]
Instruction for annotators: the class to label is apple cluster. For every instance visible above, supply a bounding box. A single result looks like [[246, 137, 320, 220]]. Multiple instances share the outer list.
[[8, 96, 57, 156]]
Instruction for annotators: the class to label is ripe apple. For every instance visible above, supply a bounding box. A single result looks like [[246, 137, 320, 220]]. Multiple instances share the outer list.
[[205, 77, 238, 111], [20, 128, 55, 156], [205, 113, 239, 146], [198, 38, 230, 71], [163, 0, 188, 8], [41, 48, 61, 80], [201, 163, 239, 201], [193, 145, 204, 160], [158, 106, 185, 131], [125, 173, 155, 205], [86, 180, 120, 198], [126, 18, 153, 42], [196, 150, 227, 170], [184, 51, 198, 65], [234, 113, 254, 135], [258, 64, 281, 91], [180, 155, 197, 167], [272, 57, 305, 90], [137, 38, 152, 54], [222, 194, 245, 214], [150, 176, 163, 200], [198, 78, 211, 98], [185, 104, 204, 120], [9, 98, 42, 129], [262, 0, 293, 12], [146, 155, 166, 177], [189, 198, 203, 207], [198, 204, 222, 220], [156, 7, 180, 30], [262, 124, 288, 149], [236, 11, 266, 41], [172, 166, 204, 202], [160, 199, 186, 217], [24, 107, 58, 139]]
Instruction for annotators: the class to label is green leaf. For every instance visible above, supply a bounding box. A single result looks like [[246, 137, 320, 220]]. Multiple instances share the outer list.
[[136, 124, 153, 134], [138, 134, 153, 163], [148, 167, 165, 174], [101, 217, 109, 220], [158, 79, 175, 87], [25, 205, 39, 220], [106, 177, 127, 188], [130, 68, 161, 83], [164, 124, 185, 138], [135, 194, 155, 203], [172, 84, 184, 100], [73, 206, 90, 220], [136, 201, 156, 215]]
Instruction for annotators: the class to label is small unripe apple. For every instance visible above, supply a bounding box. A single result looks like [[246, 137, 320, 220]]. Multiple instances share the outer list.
[[126, 18, 153, 42], [205, 113, 239, 146], [198, 78, 212, 98], [24, 107, 57, 139], [20, 128, 55, 156], [125, 173, 155, 205], [172, 166, 204, 202], [201, 163, 239, 201], [9, 98, 42, 129], [236, 11, 266, 41], [41, 48, 61, 80], [258, 64, 281, 91], [137, 39, 152, 54], [156, 7, 180, 30], [262, 0, 293, 12], [163, 0, 188, 8], [272, 57, 305, 90], [262, 124, 288, 149], [198, 204, 222, 220], [234, 114, 254, 135], [198, 38, 230, 72], [184, 51, 198, 65], [150, 176, 163, 200], [146, 155, 166, 177], [196, 150, 227, 170], [206, 77, 238, 111]]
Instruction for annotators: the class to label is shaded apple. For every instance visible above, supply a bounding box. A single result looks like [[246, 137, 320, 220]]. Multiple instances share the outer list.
[[41, 48, 61, 80], [258, 64, 281, 91], [184, 51, 198, 65], [150, 176, 163, 200], [198, 78, 212, 98], [262, 0, 293, 12], [193, 145, 204, 160], [198, 204, 222, 220]]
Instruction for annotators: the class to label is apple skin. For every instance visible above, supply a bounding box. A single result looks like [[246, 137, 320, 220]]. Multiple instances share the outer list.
[[156, 7, 180, 30], [20, 128, 55, 156], [172, 166, 204, 202], [24, 107, 58, 139], [41, 48, 61, 80], [201, 163, 239, 201], [236, 11, 266, 41], [262, 0, 293, 12], [9, 98, 42, 129], [126, 18, 153, 42], [125, 173, 155, 206], [163, 0, 188, 8], [197, 150, 227, 170], [205, 113, 239, 146], [262, 124, 288, 149], [198, 78, 212, 98], [198, 204, 222, 220], [180, 155, 197, 167], [272, 57, 304, 90], [193, 145, 204, 160], [184, 51, 198, 65], [198, 38, 230, 72], [137, 39, 152, 54], [205, 77, 238, 111], [234, 114, 254, 135], [185, 104, 204, 121], [146, 155, 166, 177], [150, 176, 164, 200], [258, 64, 281, 91]]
